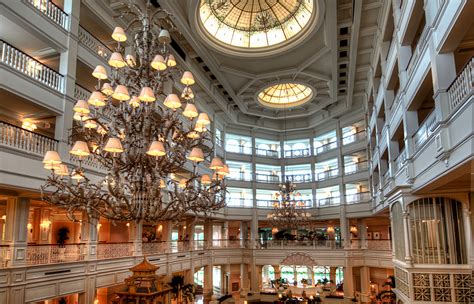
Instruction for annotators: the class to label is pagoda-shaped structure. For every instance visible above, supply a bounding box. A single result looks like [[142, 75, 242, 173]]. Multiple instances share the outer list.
[[112, 257, 170, 304]]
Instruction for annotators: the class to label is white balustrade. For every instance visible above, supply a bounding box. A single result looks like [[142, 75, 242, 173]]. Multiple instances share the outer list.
[[367, 240, 392, 251], [0, 121, 58, 155], [447, 57, 474, 115], [142, 241, 169, 255], [26, 0, 68, 29], [96, 242, 133, 259], [413, 110, 438, 150], [78, 26, 112, 61], [26, 244, 83, 265], [394, 149, 406, 172], [0, 40, 64, 92], [74, 84, 91, 101]]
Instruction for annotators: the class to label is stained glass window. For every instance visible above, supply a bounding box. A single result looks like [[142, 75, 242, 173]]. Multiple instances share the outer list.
[[258, 83, 313, 108]]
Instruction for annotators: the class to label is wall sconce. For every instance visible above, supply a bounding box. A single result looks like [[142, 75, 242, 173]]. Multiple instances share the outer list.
[[40, 220, 51, 229], [327, 226, 335, 233], [27, 223, 33, 233], [1, 215, 5, 221], [350, 225, 358, 234], [271, 227, 279, 234], [157, 224, 163, 233], [126, 223, 130, 227], [97, 223, 102, 230]]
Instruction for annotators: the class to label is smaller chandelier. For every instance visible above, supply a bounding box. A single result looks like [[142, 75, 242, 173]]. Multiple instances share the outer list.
[[267, 179, 311, 230]]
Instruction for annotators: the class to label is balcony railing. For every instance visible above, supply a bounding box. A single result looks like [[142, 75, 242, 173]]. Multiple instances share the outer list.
[[78, 26, 112, 61], [407, 25, 430, 78], [316, 168, 339, 181], [26, 243, 84, 265], [342, 130, 366, 145], [344, 161, 368, 175], [255, 147, 279, 158], [256, 199, 313, 209], [413, 110, 438, 150], [26, 0, 68, 29], [285, 173, 312, 183], [225, 143, 252, 155], [74, 83, 91, 101], [226, 198, 253, 208], [447, 57, 473, 115], [367, 239, 392, 251], [259, 239, 342, 250], [96, 242, 133, 259], [255, 173, 280, 183], [227, 171, 253, 181], [283, 148, 311, 158], [345, 192, 370, 204], [314, 141, 337, 155], [0, 121, 58, 156], [317, 196, 340, 207], [394, 149, 406, 172], [1, 40, 64, 92]]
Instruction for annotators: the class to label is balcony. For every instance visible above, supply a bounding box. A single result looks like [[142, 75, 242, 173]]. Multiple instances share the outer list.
[[344, 161, 368, 175], [259, 239, 342, 250], [255, 173, 280, 183], [78, 26, 112, 62], [285, 173, 312, 183], [316, 168, 339, 181], [317, 196, 340, 207], [447, 57, 473, 116], [226, 197, 253, 208], [1, 40, 64, 93], [225, 143, 252, 155], [394, 149, 406, 173], [283, 148, 311, 158], [26, 243, 84, 265], [345, 192, 371, 204], [342, 130, 366, 145], [0, 120, 58, 156], [413, 110, 438, 151], [314, 141, 337, 155], [26, 0, 68, 29], [255, 147, 279, 158]]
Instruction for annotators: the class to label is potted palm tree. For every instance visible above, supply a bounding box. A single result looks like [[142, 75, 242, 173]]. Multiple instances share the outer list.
[[57, 227, 70, 261]]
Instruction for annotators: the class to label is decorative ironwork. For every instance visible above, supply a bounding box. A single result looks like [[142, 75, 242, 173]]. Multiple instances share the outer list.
[[267, 179, 311, 230], [41, 1, 227, 223]]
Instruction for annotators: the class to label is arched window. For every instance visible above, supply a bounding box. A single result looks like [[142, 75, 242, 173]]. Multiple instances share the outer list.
[[225, 139, 240, 152], [281, 266, 295, 283], [391, 202, 406, 262], [408, 197, 466, 264], [262, 265, 275, 288]]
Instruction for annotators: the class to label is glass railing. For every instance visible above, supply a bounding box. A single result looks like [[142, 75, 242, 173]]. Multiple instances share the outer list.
[[345, 192, 371, 204], [283, 148, 311, 158], [413, 110, 438, 151], [314, 141, 337, 154], [285, 173, 312, 183], [255, 173, 280, 183], [317, 196, 340, 207], [227, 172, 253, 181], [255, 147, 280, 158], [343, 161, 368, 175], [225, 143, 252, 155], [0, 40, 64, 92], [26, 0, 68, 29], [315, 168, 339, 181], [342, 130, 366, 145], [226, 198, 254, 208]]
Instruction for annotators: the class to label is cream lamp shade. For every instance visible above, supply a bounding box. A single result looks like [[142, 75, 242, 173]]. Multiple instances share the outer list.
[[181, 71, 195, 86], [71, 169, 84, 180], [210, 157, 224, 170], [97, 126, 108, 135], [187, 131, 200, 139], [70, 141, 90, 157], [138, 87, 156, 102], [88, 91, 106, 107], [181, 87, 194, 100], [43, 150, 62, 165], [73, 113, 90, 121], [108, 52, 127, 68], [178, 178, 187, 188], [104, 137, 124, 153], [92, 65, 107, 80], [112, 85, 130, 101], [151, 55, 167, 71], [212, 172, 222, 181], [146, 141, 166, 156], [164, 94, 182, 109], [125, 54, 136, 67], [158, 29, 171, 44], [183, 103, 198, 118], [56, 164, 69, 176], [200, 174, 211, 185], [101, 83, 114, 96], [194, 123, 205, 133], [112, 26, 127, 42], [216, 164, 229, 176], [73, 100, 90, 114], [166, 54, 176, 67], [129, 96, 140, 108], [84, 119, 97, 129], [187, 147, 204, 162], [196, 113, 210, 126]]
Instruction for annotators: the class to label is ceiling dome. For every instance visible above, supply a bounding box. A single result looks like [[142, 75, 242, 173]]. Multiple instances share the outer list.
[[199, 0, 314, 49], [257, 82, 313, 108]]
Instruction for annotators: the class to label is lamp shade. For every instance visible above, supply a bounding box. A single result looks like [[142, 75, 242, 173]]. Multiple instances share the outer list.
[[108, 52, 127, 68], [84, 119, 98, 129], [164, 94, 182, 109], [181, 86, 194, 100], [43, 150, 62, 165], [194, 123, 205, 133], [166, 54, 176, 67], [56, 164, 69, 176], [187, 131, 200, 139], [104, 138, 123, 153], [73, 113, 90, 121], [178, 178, 187, 188], [158, 29, 171, 44], [112, 85, 130, 101], [146, 141, 166, 156], [201, 174, 211, 185], [125, 54, 136, 67], [183, 103, 198, 118], [159, 179, 166, 188], [129, 96, 140, 108], [70, 141, 90, 157], [73, 100, 90, 114], [151, 55, 167, 71], [196, 113, 210, 126], [92, 65, 107, 79], [187, 147, 204, 162], [216, 164, 229, 176], [88, 91, 106, 107], [111, 26, 127, 42], [71, 169, 84, 180], [97, 126, 108, 135], [138, 87, 156, 102], [101, 83, 114, 96], [210, 157, 224, 170], [181, 71, 195, 86]]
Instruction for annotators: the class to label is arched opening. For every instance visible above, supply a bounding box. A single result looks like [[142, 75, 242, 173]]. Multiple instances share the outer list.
[[262, 265, 275, 288]]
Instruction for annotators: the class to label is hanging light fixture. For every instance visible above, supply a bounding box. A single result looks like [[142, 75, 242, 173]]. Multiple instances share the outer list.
[[41, 2, 227, 223]]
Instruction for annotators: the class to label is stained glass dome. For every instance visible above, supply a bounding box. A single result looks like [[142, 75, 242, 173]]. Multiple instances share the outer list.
[[258, 83, 313, 108], [199, 0, 314, 49]]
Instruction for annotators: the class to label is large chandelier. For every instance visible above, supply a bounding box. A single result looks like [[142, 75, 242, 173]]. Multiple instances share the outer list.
[[41, 1, 228, 223], [267, 179, 311, 230]]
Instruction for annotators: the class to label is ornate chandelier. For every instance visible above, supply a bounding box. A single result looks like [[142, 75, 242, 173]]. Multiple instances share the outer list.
[[41, 1, 227, 223], [267, 179, 311, 230]]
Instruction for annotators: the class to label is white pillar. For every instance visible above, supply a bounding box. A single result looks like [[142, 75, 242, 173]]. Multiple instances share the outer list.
[[4, 197, 30, 266], [359, 266, 370, 304], [129, 221, 143, 256], [343, 266, 354, 302], [402, 210, 413, 266], [80, 212, 98, 260]]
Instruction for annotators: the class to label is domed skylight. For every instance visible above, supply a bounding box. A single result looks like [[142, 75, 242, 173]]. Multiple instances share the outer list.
[[199, 0, 314, 49], [257, 83, 313, 108]]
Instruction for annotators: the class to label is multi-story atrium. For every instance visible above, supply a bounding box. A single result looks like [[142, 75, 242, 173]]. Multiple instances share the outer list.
[[0, 0, 472, 303]]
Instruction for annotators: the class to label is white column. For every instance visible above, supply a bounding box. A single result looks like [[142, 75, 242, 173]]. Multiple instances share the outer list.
[[250, 211, 258, 248], [359, 266, 371, 304], [343, 266, 354, 302], [4, 197, 30, 266], [402, 210, 413, 266], [358, 219, 367, 249], [340, 207, 350, 249], [204, 263, 214, 297], [80, 212, 98, 260], [129, 221, 143, 256]]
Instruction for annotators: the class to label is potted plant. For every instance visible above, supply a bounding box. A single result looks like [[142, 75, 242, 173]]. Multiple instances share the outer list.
[[169, 274, 185, 304], [57, 227, 70, 261], [182, 283, 196, 304], [301, 278, 308, 287]]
